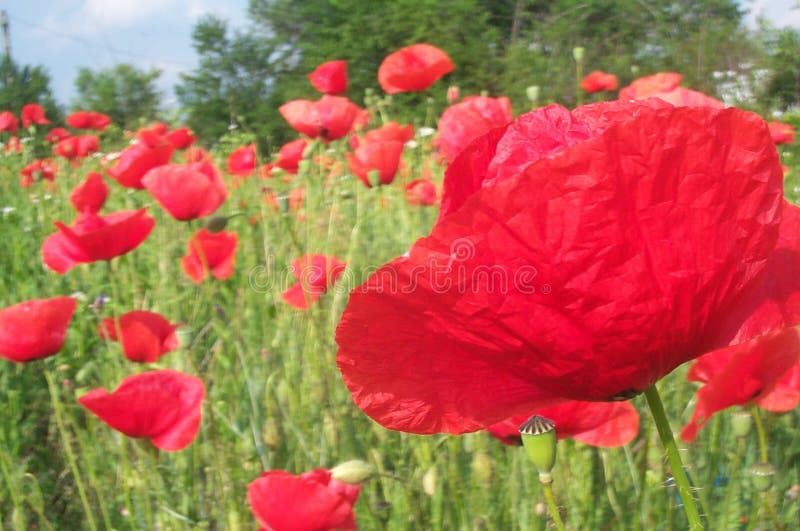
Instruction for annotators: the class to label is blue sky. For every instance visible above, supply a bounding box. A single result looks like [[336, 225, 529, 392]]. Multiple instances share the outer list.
[[5, 0, 800, 109]]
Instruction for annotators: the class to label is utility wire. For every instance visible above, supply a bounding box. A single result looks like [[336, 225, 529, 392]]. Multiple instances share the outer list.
[[8, 13, 193, 69]]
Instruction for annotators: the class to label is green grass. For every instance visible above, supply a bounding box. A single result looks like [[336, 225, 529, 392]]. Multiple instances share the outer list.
[[1, 117, 799, 530]]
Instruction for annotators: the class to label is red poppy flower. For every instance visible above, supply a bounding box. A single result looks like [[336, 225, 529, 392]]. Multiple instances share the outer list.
[[142, 162, 227, 220], [42, 209, 155, 274], [404, 179, 437, 206], [378, 43, 455, 94], [436, 95, 512, 163], [346, 140, 404, 187], [165, 127, 196, 149], [66, 110, 112, 131], [98, 310, 181, 363], [282, 254, 347, 309], [681, 328, 800, 441], [308, 60, 348, 95], [280, 95, 362, 142], [78, 369, 204, 451], [487, 401, 639, 447], [756, 363, 800, 412], [107, 139, 175, 189], [45, 127, 71, 144], [227, 144, 257, 176], [69, 172, 108, 214], [447, 85, 460, 104], [646, 87, 724, 109], [336, 101, 800, 434], [768, 121, 795, 145], [580, 71, 619, 93], [21, 103, 50, 127], [275, 139, 307, 174], [181, 229, 238, 283], [349, 122, 414, 150], [618, 72, 682, 100], [20, 159, 58, 187], [0, 297, 77, 363], [0, 111, 18, 133], [4, 136, 22, 153], [54, 135, 100, 160], [248, 468, 360, 531], [185, 147, 211, 163]]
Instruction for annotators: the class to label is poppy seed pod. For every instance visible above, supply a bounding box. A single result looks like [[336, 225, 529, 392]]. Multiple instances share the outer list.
[[519, 415, 557, 484], [572, 47, 585, 62], [750, 462, 776, 492], [731, 410, 753, 438]]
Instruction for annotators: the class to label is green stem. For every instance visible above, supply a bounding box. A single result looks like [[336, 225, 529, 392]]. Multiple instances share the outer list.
[[718, 437, 744, 530], [542, 481, 565, 531], [749, 405, 769, 463], [643, 384, 703, 531], [45, 371, 98, 531]]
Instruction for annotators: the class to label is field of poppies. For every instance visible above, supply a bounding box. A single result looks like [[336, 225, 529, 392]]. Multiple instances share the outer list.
[[1, 44, 800, 530]]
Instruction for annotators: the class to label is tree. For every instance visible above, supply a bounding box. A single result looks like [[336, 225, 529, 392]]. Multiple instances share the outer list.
[[0, 57, 60, 121], [73, 64, 161, 129], [176, 15, 281, 147]]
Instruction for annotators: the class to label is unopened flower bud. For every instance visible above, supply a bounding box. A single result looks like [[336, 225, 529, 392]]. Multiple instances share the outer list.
[[447, 86, 460, 104], [519, 415, 557, 484], [750, 462, 775, 492], [422, 466, 438, 496], [731, 409, 752, 438], [471, 451, 494, 486], [331, 459, 376, 484], [526, 85, 540, 104], [204, 216, 228, 233], [572, 47, 585, 62], [262, 418, 281, 449]]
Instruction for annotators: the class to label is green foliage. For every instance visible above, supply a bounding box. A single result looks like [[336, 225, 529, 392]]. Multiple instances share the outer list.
[[73, 64, 161, 130], [758, 25, 800, 111], [0, 57, 61, 122], [175, 15, 283, 150]]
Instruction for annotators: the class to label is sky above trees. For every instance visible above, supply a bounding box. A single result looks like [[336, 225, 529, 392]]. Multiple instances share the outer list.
[[5, 0, 799, 107]]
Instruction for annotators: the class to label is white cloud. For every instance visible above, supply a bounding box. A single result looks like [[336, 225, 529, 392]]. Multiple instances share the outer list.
[[81, 0, 178, 29]]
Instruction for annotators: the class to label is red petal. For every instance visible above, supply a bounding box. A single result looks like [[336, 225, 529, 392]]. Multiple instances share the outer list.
[[378, 43, 454, 94], [0, 297, 76, 363], [308, 60, 348, 95], [247, 469, 359, 531], [337, 105, 785, 433], [78, 370, 204, 451], [681, 328, 800, 441]]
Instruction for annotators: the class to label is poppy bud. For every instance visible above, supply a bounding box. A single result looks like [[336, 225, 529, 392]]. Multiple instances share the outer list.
[[519, 415, 557, 484], [572, 47, 585, 62], [204, 216, 228, 233], [750, 462, 775, 492], [731, 409, 753, 438], [471, 451, 494, 486], [331, 459, 376, 484], [447, 86, 460, 104], [422, 466, 438, 496], [262, 418, 281, 449], [526, 85, 540, 104]]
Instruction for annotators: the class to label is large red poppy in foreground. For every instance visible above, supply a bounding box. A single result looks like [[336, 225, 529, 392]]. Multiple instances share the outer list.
[[42, 209, 155, 274], [248, 468, 360, 531], [336, 100, 800, 434], [78, 369, 204, 451], [0, 297, 77, 363]]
